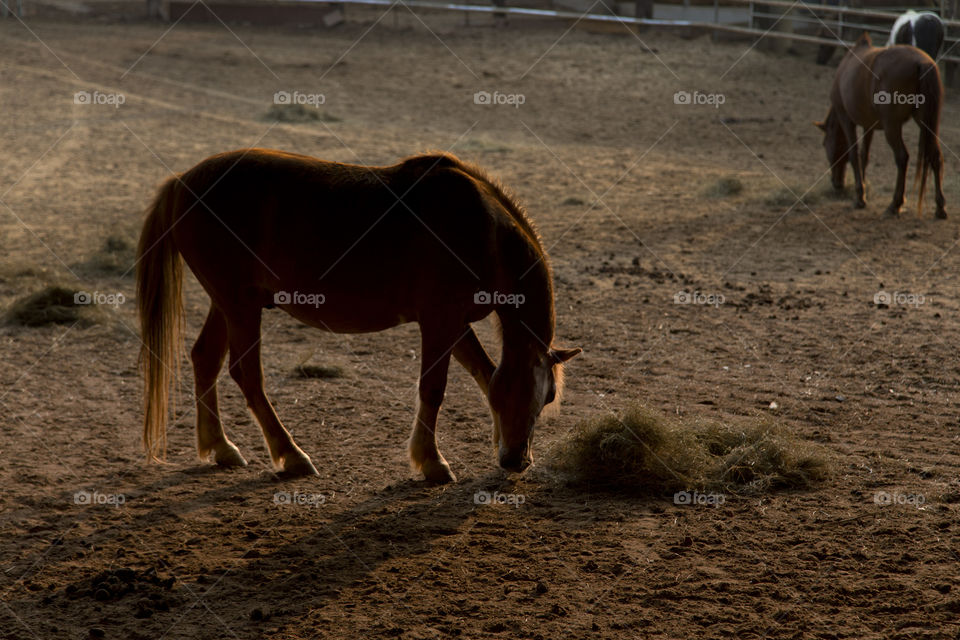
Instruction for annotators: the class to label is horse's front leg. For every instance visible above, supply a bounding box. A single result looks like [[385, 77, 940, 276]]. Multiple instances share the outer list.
[[452, 326, 496, 397], [409, 323, 458, 484], [860, 127, 874, 187], [841, 120, 865, 208], [452, 325, 498, 447], [883, 124, 909, 216]]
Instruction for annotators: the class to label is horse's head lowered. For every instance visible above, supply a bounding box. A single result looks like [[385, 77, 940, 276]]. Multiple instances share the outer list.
[[815, 108, 849, 191], [488, 346, 581, 472]]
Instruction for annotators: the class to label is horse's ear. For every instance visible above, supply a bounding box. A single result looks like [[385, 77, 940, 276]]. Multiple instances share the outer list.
[[550, 347, 582, 364], [856, 31, 871, 46], [814, 120, 826, 132]]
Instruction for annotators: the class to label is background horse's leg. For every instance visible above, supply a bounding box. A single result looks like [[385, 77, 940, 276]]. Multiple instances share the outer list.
[[408, 323, 459, 484], [882, 124, 908, 215], [193, 305, 247, 467], [452, 326, 495, 397], [859, 127, 874, 188], [840, 119, 865, 208], [930, 145, 946, 219], [226, 309, 318, 476]]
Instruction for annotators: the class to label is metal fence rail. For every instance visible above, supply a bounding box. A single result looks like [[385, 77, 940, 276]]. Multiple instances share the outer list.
[[311, 0, 960, 64]]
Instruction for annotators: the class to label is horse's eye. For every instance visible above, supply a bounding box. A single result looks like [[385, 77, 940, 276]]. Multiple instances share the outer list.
[[545, 387, 556, 404]]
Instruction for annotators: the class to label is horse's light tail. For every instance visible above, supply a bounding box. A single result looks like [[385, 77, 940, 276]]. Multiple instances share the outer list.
[[915, 63, 943, 216], [136, 177, 184, 462]]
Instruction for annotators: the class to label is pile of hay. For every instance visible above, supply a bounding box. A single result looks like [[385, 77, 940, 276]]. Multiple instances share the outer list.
[[549, 406, 830, 494], [4, 286, 93, 327]]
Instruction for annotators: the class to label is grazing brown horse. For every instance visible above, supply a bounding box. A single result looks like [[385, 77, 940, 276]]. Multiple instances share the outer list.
[[817, 33, 946, 218], [136, 149, 580, 483]]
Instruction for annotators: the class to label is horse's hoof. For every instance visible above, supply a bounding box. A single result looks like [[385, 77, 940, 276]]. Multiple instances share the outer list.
[[214, 443, 248, 468], [855, 200, 867, 209], [884, 205, 901, 217], [935, 208, 947, 219], [421, 459, 457, 484], [279, 450, 319, 476]]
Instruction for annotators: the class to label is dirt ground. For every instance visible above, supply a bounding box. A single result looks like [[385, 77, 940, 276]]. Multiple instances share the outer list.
[[2, 2, 960, 639]]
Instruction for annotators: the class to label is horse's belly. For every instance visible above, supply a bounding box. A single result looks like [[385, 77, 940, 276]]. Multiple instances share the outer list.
[[278, 294, 413, 333]]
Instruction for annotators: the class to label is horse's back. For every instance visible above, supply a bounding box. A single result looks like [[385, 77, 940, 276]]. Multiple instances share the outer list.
[[167, 149, 507, 322]]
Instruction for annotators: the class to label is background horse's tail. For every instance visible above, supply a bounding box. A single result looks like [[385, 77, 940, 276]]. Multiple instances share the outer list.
[[915, 64, 943, 215], [136, 177, 184, 462]]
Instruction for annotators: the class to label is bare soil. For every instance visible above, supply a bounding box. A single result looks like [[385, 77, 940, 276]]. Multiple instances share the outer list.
[[3, 4, 960, 639]]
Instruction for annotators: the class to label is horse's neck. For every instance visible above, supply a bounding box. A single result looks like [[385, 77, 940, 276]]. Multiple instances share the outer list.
[[497, 296, 554, 360]]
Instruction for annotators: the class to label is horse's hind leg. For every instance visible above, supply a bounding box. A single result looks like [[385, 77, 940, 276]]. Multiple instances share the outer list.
[[226, 309, 318, 476], [883, 124, 909, 216], [409, 322, 460, 484], [193, 305, 247, 467]]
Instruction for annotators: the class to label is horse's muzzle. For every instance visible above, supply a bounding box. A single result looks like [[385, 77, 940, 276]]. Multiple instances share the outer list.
[[498, 447, 531, 473]]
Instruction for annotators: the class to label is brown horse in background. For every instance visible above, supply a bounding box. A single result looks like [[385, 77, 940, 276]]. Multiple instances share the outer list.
[[817, 32, 946, 218], [136, 149, 580, 483]]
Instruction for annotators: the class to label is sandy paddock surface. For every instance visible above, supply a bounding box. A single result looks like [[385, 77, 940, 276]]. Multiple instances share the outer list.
[[3, 3, 960, 639]]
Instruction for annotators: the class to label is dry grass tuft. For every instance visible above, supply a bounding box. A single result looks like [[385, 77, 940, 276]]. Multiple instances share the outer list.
[[703, 176, 744, 198], [264, 103, 341, 123], [78, 234, 137, 277], [294, 364, 345, 379]]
